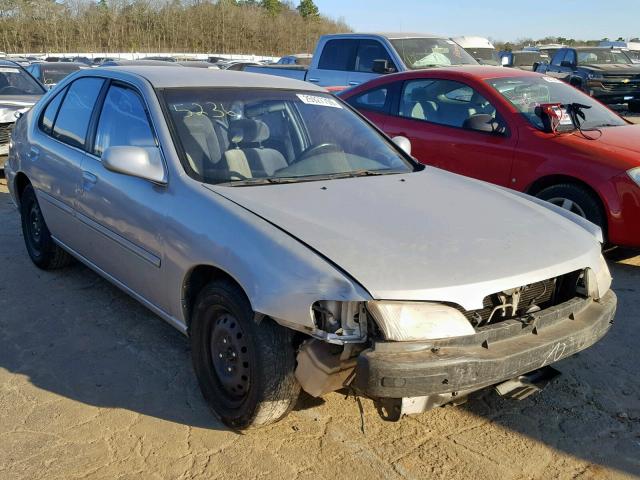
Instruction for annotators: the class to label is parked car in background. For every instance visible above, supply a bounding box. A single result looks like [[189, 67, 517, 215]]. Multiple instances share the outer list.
[[101, 59, 183, 67], [7, 57, 31, 67], [452, 36, 500, 65], [536, 47, 640, 108], [524, 44, 566, 59], [177, 60, 220, 69], [276, 54, 313, 66], [92, 57, 116, 66], [5, 66, 615, 429], [71, 56, 93, 66], [340, 66, 640, 246], [223, 61, 261, 71], [0, 59, 45, 168], [246, 33, 478, 87], [25, 61, 87, 88], [141, 56, 177, 62], [500, 50, 550, 70]]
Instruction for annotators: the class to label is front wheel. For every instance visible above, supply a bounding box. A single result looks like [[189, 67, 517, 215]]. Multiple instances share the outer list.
[[190, 280, 300, 429], [536, 183, 606, 234]]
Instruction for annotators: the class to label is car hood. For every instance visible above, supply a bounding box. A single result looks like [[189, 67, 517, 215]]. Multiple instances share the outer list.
[[557, 124, 640, 169], [581, 64, 640, 73], [208, 169, 602, 310], [0, 95, 41, 123]]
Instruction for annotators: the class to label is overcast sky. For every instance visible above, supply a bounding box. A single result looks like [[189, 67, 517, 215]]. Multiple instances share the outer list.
[[314, 0, 640, 42]]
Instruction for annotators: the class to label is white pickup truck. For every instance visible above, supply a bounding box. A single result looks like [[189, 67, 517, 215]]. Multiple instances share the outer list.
[[246, 33, 478, 88]]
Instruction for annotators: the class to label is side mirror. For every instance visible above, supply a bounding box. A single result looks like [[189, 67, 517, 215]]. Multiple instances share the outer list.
[[372, 59, 395, 74], [532, 62, 540, 71], [560, 60, 575, 68], [102, 146, 167, 184], [392, 136, 411, 156]]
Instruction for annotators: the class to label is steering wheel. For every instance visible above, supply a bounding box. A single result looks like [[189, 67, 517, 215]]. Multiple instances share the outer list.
[[293, 143, 342, 165]]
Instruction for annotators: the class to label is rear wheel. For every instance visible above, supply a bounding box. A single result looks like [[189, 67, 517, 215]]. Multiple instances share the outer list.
[[20, 184, 72, 270], [536, 183, 606, 233], [190, 280, 300, 429]]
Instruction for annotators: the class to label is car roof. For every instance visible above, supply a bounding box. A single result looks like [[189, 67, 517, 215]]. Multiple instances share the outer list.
[[384, 65, 540, 81], [97, 66, 327, 91]]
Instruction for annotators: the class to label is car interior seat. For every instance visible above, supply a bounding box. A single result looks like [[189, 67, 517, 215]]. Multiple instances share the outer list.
[[224, 119, 287, 178], [173, 109, 225, 177], [404, 87, 438, 120]]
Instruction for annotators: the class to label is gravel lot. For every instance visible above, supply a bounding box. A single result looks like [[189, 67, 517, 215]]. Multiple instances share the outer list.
[[0, 177, 639, 480]]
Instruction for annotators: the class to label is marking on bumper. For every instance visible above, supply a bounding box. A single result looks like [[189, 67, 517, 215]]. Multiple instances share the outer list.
[[540, 342, 567, 368]]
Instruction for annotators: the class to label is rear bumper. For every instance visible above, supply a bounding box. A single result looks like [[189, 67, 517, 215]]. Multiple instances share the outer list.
[[353, 291, 616, 399]]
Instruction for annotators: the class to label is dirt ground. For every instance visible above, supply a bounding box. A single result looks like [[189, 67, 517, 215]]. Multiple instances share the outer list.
[[0, 177, 639, 480]]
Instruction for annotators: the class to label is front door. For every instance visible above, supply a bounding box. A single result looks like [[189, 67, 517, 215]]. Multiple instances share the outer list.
[[74, 82, 170, 310], [384, 78, 517, 187]]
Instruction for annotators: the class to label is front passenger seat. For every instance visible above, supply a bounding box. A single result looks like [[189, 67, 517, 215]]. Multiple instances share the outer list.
[[224, 119, 288, 177]]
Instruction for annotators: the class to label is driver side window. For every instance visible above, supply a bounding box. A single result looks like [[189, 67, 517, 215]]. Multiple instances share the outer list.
[[93, 85, 156, 157], [398, 79, 499, 132]]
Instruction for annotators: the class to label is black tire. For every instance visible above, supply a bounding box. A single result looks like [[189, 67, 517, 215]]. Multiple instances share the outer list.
[[190, 280, 300, 430], [20, 184, 72, 270], [536, 183, 606, 233]]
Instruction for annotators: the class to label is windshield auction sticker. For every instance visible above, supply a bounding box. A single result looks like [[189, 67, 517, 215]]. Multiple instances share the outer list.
[[542, 76, 562, 83], [297, 94, 342, 109]]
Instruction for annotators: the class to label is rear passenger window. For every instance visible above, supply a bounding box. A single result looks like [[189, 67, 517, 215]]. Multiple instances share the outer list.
[[93, 85, 156, 157], [318, 40, 357, 71], [348, 87, 389, 113], [53, 77, 104, 149], [39, 87, 67, 135]]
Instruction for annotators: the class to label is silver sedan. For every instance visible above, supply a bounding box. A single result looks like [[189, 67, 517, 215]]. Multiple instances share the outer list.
[[5, 67, 616, 429]]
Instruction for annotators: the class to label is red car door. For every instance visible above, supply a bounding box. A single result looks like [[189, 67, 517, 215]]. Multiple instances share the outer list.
[[383, 78, 518, 187]]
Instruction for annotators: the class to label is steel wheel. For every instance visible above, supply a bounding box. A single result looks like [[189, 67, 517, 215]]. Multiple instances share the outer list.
[[209, 312, 251, 404], [26, 201, 45, 255], [547, 196, 587, 218]]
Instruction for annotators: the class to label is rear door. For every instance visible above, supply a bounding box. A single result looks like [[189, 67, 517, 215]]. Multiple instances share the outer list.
[[383, 78, 517, 186], [307, 39, 357, 88], [29, 77, 105, 252], [74, 81, 169, 309]]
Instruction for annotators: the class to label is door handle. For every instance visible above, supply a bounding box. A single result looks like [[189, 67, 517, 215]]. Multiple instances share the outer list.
[[348, 81, 359, 86], [82, 171, 98, 191], [308, 78, 320, 83]]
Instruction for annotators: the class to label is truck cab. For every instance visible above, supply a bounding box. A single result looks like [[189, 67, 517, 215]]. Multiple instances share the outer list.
[[246, 33, 478, 89]]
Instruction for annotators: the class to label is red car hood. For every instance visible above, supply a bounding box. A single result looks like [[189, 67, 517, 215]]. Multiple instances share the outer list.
[[559, 124, 640, 170]]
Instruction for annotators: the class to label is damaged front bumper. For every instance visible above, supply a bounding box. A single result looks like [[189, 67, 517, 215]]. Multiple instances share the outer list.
[[353, 291, 616, 401]]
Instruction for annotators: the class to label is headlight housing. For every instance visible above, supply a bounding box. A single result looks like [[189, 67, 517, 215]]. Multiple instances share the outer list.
[[587, 72, 604, 80], [367, 301, 475, 341], [628, 167, 640, 187]]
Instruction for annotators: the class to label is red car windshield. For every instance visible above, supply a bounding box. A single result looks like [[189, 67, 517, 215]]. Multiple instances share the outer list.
[[488, 76, 627, 130]]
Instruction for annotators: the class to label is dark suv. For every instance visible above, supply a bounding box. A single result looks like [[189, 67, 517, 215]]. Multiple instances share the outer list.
[[536, 47, 640, 109]]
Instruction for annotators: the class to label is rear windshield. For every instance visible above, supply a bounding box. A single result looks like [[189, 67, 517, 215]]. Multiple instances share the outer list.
[[391, 38, 478, 68], [513, 52, 547, 66], [42, 65, 85, 85], [0, 65, 45, 95]]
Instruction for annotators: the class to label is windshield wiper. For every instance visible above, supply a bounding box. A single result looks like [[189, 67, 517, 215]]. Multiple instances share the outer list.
[[223, 169, 401, 186]]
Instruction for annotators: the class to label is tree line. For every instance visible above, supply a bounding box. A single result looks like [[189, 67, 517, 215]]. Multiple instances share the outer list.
[[0, 0, 350, 55], [494, 36, 640, 52]]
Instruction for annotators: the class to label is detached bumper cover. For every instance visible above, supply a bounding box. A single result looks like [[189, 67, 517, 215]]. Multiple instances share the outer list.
[[354, 291, 616, 398]]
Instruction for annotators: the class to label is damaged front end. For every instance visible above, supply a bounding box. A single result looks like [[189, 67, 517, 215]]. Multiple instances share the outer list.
[[293, 265, 616, 421]]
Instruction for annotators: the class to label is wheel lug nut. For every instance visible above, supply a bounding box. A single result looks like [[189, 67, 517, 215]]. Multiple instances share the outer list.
[[218, 353, 223, 358], [227, 367, 232, 372]]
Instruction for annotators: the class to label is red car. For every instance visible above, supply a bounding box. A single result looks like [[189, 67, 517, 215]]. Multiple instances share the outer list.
[[340, 67, 640, 247]]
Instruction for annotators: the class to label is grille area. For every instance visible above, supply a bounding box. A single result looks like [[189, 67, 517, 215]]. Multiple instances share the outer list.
[[461, 271, 583, 327], [0, 123, 12, 146]]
